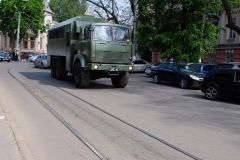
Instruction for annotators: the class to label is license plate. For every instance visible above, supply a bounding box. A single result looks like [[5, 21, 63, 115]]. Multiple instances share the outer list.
[[109, 67, 119, 71]]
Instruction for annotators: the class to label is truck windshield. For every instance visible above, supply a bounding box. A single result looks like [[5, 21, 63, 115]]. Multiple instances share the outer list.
[[113, 27, 130, 42], [93, 26, 112, 41], [93, 25, 130, 42]]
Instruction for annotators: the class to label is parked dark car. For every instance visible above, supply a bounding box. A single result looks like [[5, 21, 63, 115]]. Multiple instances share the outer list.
[[151, 62, 205, 89], [216, 62, 240, 69], [20, 52, 36, 60], [190, 63, 216, 74], [0, 52, 11, 62], [145, 62, 162, 75], [200, 68, 240, 100]]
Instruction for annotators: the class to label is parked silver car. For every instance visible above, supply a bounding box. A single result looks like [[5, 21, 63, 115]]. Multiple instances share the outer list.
[[34, 55, 48, 68], [131, 59, 151, 72]]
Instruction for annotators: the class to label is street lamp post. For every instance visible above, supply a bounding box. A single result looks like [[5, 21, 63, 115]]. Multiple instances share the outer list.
[[14, 0, 29, 51], [14, 5, 25, 51]]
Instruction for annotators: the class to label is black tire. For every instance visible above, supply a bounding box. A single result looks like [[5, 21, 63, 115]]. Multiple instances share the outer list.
[[205, 86, 219, 100], [111, 71, 129, 88], [41, 63, 44, 69], [153, 74, 160, 83], [51, 60, 57, 78], [56, 61, 66, 80], [179, 78, 188, 89], [74, 63, 90, 88]]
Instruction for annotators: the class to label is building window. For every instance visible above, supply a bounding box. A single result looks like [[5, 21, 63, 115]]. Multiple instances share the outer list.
[[226, 54, 233, 62], [229, 18, 237, 39], [30, 37, 35, 49], [209, 54, 216, 64], [24, 40, 28, 49]]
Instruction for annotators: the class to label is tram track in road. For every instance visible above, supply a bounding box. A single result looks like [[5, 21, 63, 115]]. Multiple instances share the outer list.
[[8, 65, 202, 160]]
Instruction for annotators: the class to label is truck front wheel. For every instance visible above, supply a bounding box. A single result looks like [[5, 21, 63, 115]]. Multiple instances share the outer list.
[[56, 61, 66, 80], [74, 63, 90, 88], [51, 60, 57, 78], [111, 71, 129, 88]]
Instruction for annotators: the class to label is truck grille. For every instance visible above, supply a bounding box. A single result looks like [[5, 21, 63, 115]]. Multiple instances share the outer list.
[[95, 51, 130, 63]]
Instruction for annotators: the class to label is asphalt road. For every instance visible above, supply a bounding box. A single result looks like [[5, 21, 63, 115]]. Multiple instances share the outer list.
[[0, 61, 240, 160]]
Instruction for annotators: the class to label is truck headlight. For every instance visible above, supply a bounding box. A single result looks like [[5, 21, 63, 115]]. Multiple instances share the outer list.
[[94, 64, 98, 69], [129, 66, 133, 70]]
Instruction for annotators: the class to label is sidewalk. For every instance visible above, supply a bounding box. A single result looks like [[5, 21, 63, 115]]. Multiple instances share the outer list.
[[0, 105, 23, 160]]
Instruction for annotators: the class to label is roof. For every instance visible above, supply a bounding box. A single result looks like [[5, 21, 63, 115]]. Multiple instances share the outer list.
[[217, 62, 240, 64], [43, 0, 54, 14], [49, 16, 105, 30]]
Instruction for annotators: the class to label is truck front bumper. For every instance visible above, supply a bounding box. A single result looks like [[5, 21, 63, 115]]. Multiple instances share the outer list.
[[87, 63, 133, 72]]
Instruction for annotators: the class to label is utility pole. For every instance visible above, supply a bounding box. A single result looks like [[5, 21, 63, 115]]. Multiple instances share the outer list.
[[132, 0, 138, 58], [14, 0, 28, 51], [15, 10, 22, 51]]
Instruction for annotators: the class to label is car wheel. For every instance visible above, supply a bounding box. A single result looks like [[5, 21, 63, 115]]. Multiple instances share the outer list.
[[179, 78, 188, 89], [205, 86, 219, 100], [153, 74, 160, 83], [74, 63, 90, 88]]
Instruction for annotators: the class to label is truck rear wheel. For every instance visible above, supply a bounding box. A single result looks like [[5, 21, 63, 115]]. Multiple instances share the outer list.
[[111, 71, 129, 88], [56, 61, 66, 80], [51, 60, 57, 78], [74, 63, 90, 88]]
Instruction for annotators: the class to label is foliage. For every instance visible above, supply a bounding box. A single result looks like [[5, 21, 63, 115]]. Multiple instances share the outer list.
[[49, 0, 88, 22], [86, 0, 134, 25], [137, 0, 222, 62], [0, 0, 48, 51]]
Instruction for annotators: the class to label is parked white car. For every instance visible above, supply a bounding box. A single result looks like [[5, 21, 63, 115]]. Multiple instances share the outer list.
[[28, 55, 38, 62]]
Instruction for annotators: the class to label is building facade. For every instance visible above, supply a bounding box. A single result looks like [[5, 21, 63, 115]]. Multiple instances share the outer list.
[[0, 0, 56, 54], [202, 9, 240, 63]]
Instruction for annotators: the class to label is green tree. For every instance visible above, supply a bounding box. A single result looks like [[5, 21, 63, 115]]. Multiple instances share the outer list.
[[49, 0, 88, 22], [138, 0, 222, 62], [0, 0, 49, 52]]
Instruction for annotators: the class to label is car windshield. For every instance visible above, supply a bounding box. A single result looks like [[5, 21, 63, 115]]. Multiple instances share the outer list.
[[177, 64, 196, 72], [42, 56, 47, 60], [0, 53, 7, 57], [190, 64, 201, 72]]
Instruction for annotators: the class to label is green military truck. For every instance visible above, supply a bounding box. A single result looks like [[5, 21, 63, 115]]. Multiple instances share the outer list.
[[47, 16, 133, 88]]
